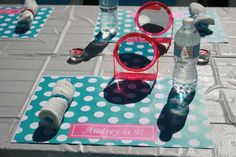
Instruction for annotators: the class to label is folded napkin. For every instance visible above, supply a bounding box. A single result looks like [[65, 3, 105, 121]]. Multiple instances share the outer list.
[[39, 97, 68, 129], [189, 2, 215, 32], [14, 0, 38, 34], [51, 79, 75, 104], [39, 79, 75, 129]]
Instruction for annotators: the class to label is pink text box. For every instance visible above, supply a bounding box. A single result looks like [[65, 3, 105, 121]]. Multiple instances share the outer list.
[[0, 9, 21, 14], [68, 123, 158, 142]]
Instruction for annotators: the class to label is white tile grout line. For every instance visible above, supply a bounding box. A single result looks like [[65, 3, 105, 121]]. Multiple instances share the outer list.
[[219, 90, 236, 124], [93, 55, 103, 76], [18, 57, 50, 117], [51, 5, 75, 54]]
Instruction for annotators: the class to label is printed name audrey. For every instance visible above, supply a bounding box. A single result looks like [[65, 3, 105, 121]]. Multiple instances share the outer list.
[[81, 126, 144, 137], [68, 123, 158, 141], [82, 126, 124, 137]]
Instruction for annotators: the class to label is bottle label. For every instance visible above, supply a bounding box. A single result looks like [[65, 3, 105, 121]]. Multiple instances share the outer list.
[[174, 43, 200, 59]]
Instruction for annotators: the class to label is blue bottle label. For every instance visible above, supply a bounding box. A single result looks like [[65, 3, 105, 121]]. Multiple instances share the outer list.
[[174, 43, 200, 59]]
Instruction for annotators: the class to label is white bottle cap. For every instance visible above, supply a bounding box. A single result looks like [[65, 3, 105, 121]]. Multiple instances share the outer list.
[[183, 17, 194, 25]]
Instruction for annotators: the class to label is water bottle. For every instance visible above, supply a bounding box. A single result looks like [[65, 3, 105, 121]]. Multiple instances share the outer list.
[[170, 17, 200, 116], [99, 0, 118, 39], [172, 17, 200, 94]]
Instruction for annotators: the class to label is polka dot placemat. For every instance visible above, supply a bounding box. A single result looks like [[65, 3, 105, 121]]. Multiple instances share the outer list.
[[12, 76, 213, 149], [0, 6, 53, 38], [93, 10, 136, 42], [93, 8, 227, 43], [170, 8, 228, 43], [118, 41, 154, 58]]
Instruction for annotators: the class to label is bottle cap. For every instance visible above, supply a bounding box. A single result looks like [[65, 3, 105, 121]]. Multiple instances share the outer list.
[[183, 17, 194, 25]]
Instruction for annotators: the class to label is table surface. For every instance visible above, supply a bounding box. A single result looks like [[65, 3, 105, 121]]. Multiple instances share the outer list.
[[0, 5, 236, 157]]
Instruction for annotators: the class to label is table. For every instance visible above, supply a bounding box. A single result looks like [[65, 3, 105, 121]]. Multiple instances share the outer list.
[[0, 5, 236, 157]]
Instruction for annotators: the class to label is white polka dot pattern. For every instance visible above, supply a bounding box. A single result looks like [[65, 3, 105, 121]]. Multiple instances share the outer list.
[[93, 10, 135, 42], [24, 134, 33, 141], [60, 123, 70, 129], [81, 106, 91, 112], [108, 117, 119, 124], [56, 135, 67, 142], [78, 116, 88, 123], [94, 111, 104, 118], [0, 7, 53, 38], [13, 76, 213, 149]]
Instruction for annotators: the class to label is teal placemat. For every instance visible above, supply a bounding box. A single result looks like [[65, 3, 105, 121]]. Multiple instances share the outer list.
[[170, 8, 228, 43], [93, 9, 136, 42], [13, 76, 213, 149], [0, 6, 53, 38], [93, 8, 227, 43]]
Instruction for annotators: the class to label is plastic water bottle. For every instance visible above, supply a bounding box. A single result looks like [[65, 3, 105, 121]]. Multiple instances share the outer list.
[[99, 0, 118, 39], [172, 17, 200, 94], [170, 18, 200, 116]]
